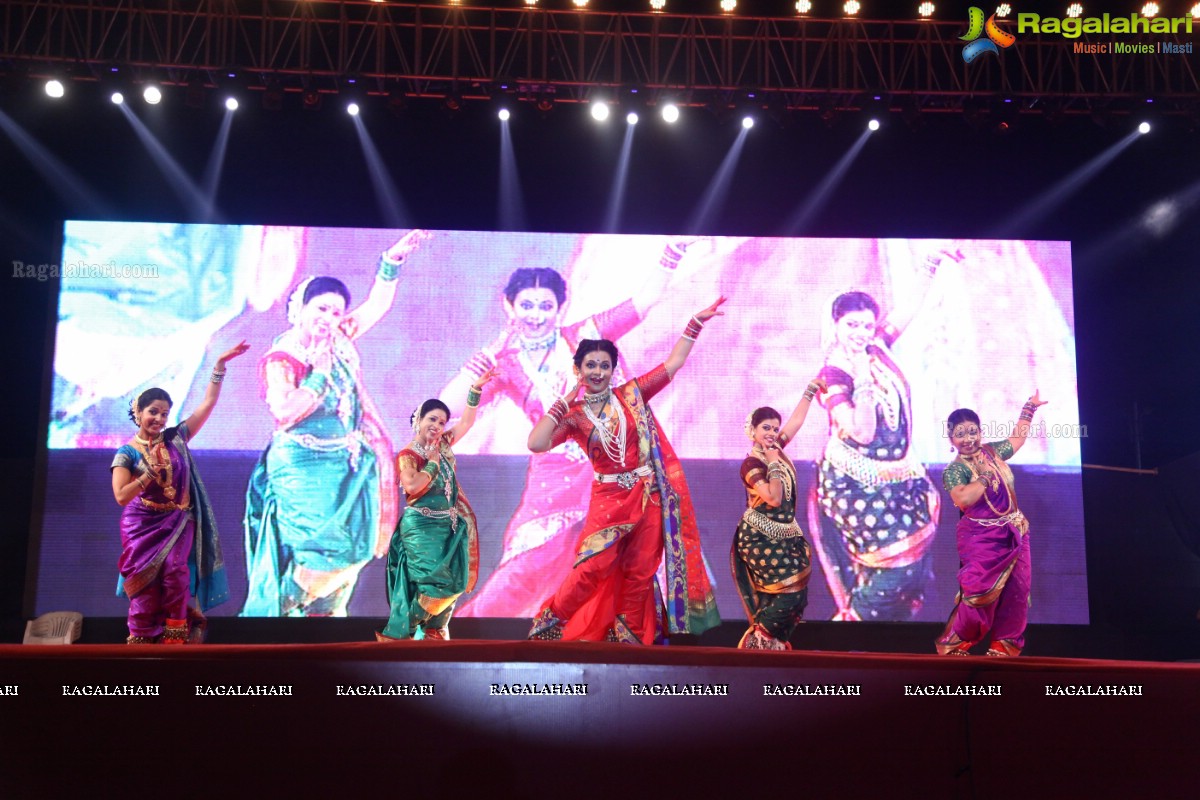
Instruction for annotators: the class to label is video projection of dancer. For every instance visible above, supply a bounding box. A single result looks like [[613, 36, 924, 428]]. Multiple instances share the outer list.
[[936, 395, 1047, 657], [110, 342, 249, 644], [447, 241, 702, 618], [731, 380, 825, 650], [808, 289, 941, 621], [241, 231, 429, 616]]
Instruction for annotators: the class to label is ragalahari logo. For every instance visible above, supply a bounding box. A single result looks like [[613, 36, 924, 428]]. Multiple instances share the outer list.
[[961, 7, 1017, 62]]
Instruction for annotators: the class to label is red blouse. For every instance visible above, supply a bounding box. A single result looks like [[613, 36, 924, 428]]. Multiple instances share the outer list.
[[549, 364, 671, 475]]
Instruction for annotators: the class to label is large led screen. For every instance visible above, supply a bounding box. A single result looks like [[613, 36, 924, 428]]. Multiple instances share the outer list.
[[35, 222, 1087, 624]]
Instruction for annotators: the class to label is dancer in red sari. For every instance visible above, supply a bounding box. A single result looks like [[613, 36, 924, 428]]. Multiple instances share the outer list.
[[526, 299, 726, 644], [936, 393, 1047, 656]]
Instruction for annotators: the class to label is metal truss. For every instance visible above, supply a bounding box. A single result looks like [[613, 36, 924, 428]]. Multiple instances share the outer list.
[[3, 1, 1197, 117]]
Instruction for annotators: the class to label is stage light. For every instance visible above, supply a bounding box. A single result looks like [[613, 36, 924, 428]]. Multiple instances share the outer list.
[[1141, 3, 1159, 17], [918, 2, 934, 17], [225, 97, 239, 111], [590, 101, 610, 121], [1139, 121, 1151, 134], [524, 0, 538, 6], [44, 79, 65, 99], [1066, 4, 1083, 19], [498, 108, 511, 121], [536, 92, 554, 113], [1193, 4, 1200, 18], [796, 0, 813, 13], [143, 85, 162, 105], [844, 1, 861, 15], [347, 102, 360, 116], [110, 92, 125, 105], [720, 1, 737, 13], [627, 111, 639, 125], [868, 118, 880, 131], [573, 0, 589, 7], [995, 3, 1011, 16], [661, 103, 680, 124], [742, 116, 754, 129], [650, 0, 666, 11]]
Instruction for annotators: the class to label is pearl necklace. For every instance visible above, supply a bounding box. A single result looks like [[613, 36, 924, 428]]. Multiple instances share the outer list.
[[582, 391, 627, 467]]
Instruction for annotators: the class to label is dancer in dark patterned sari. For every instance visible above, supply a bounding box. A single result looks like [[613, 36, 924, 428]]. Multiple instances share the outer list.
[[731, 380, 825, 650]]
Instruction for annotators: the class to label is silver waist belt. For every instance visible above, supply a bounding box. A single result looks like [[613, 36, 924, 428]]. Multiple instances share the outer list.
[[969, 509, 1025, 528], [405, 506, 459, 526], [595, 464, 653, 489]]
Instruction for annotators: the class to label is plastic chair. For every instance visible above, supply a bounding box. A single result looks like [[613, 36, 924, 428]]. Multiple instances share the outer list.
[[23, 611, 83, 645]]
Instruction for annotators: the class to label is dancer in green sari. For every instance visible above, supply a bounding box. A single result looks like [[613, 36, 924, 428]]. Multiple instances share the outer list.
[[380, 371, 495, 640]]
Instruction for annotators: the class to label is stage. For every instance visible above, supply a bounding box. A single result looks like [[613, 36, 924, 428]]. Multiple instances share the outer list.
[[2, 633, 1198, 798]]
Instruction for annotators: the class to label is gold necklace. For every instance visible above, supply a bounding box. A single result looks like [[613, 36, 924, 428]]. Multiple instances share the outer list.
[[133, 433, 175, 500]]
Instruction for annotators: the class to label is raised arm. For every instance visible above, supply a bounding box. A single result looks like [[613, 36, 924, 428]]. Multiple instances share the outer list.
[[779, 377, 827, 443], [877, 241, 958, 344], [663, 296, 727, 380], [181, 341, 250, 439], [443, 367, 497, 446], [343, 229, 430, 340], [1007, 391, 1047, 456]]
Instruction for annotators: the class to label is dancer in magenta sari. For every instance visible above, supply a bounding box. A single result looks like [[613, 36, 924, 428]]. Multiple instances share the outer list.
[[936, 394, 1047, 657], [110, 342, 249, 644], [525, 299, 726, 644]]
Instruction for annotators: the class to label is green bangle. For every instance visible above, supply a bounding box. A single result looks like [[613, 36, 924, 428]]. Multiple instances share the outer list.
[[378, 254, 402, 282], [466, 387, 482, 408]]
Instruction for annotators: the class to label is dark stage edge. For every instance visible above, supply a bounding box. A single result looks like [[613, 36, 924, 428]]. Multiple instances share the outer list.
[[2, 641, 1198, 799]]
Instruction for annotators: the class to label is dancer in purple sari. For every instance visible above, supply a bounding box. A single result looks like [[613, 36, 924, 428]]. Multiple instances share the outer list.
[[936, 393, 1047, 657], [110, 342, 249, 644]]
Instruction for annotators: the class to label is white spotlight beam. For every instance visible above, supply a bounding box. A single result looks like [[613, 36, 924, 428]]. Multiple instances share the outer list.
[[992, 128, 1143, 237]]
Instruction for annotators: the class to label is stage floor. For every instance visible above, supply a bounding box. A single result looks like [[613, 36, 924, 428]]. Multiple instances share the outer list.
[[2, 640, 1198, 799]]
